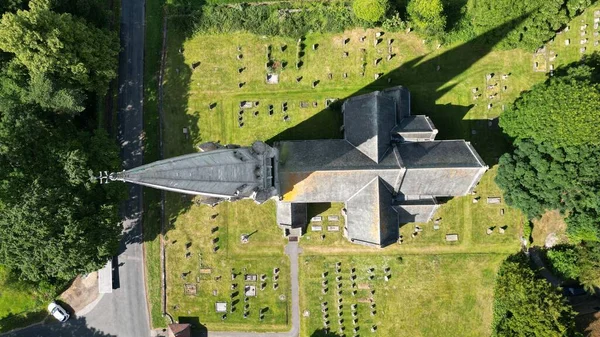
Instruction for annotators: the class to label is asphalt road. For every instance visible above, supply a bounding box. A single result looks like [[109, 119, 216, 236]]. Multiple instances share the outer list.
[[2, 0, 149, 336]]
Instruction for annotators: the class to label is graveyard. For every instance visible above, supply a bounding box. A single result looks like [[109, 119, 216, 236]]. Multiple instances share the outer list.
[[164, 199, 291, 331], [300, 254, 504, 337], [151, 4, 600, 335]]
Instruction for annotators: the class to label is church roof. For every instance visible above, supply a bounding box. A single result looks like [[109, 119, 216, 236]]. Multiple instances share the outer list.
[[397, 140, 485, 168], [342, 92, 397, 163], [277, 140, 404, 202], [345, 177, 398, 247]]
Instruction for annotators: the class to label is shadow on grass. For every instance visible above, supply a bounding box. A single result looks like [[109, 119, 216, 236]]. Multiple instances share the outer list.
[[178, 316, 208, 337], [310, 328, 343, 337]]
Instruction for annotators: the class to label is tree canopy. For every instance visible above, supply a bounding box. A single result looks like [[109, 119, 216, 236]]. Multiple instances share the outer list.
[[0, 0, 118, 94], [0, 105, 123, 282], [496, 140, 600, 240], [0, 0, 121, 283], [470, 0, 590, 50], [492, 254, 576, 337], [406, 0, 446, 36], [547, 242, 600, 291], [500, 55, 600, 147], [352, 0, 388, 23]]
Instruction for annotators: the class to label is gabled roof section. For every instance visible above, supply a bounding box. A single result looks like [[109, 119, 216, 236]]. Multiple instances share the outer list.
[[393, 115, 438, 141], [277, 140, 404, 202], [397, 140, 485, 168], [276, 201, 307, 228], [381, 86, 411, 120], [168, 323, 191, 337], [342, 91, 397, 163], [345, 178, 399, 247]]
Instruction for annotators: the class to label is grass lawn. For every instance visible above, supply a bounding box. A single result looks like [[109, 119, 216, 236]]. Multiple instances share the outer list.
[[299, 254, 504, 337], [145, 3, 600, 333], [0, 266, 47, 333]]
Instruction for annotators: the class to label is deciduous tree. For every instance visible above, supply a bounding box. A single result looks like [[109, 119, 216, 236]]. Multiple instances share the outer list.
[[493, 254, 576, 337], [496, 140, 600, 241], [0, 0, 118, 94], [0, 106, 123, 282], [407, 0, 446, 36], [500, 56, 600, 147], [352, 0, 388, 23]]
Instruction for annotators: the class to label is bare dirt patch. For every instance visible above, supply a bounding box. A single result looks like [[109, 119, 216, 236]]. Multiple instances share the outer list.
[[59, 272, 98, 313], [576, 311, 600, 337], [531, 210, 568, 247]]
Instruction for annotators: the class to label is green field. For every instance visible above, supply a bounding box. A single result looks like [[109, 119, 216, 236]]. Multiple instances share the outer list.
[[144, 2, 600, 333], [0, 266, 47, 333]]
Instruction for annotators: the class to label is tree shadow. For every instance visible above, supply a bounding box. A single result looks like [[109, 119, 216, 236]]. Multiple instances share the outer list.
[[177, 316, 208, 337], [310, 328, 344, 337], [1, 316, 118, 337]]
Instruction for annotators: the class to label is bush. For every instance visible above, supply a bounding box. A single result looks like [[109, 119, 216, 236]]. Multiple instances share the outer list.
[[406, 0, 446, 37], [196, 2, 366, 38], [382, 12, 407, 32], [352, 0, 388, 23]]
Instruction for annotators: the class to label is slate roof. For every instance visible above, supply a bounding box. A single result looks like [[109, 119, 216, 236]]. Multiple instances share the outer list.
[[114, 141, 278, 203], [277, 140, 404, 202], [276, 201, 307, 228], [380, 86, 411, 120], [168, 324, 191, 337], [393, 197, 439, 223], [343, 92, 397, 163], [397, 140, 485, 168], [345, 178, 399, 247]]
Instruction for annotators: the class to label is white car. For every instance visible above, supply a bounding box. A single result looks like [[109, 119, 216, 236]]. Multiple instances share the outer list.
[[47, 302, 70, 322]]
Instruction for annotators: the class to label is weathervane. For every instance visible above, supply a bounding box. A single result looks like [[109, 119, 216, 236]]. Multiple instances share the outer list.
[[88, 170, 125, 184]]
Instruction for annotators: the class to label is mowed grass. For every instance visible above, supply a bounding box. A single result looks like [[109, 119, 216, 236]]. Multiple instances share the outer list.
[[0, 266, 48, 333], [0, 267, 43, 319], [299, 254, 504, 337], [164, 197, 291, 331]]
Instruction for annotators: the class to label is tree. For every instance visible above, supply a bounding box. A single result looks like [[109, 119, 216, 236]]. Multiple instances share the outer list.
[[407, 0, 446, 36], [0, 0, 27, 15], [495, 140, 600, 240], [500, 55, 600, 147], [492, 254, 576, 337], [352, 0, 388, 23], [0, 0, 118, 94], [575, 241, 600, 292], [0, 106, 123, 282], [469, 0, 589, 50], [546, 245, 580, 280]]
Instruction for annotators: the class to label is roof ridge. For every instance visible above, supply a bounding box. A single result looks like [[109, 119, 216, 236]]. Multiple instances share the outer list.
[[345, 176, 379, 202]]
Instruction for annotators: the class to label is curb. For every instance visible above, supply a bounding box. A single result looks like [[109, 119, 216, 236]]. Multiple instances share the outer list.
[[75, 293, 105, 317]]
